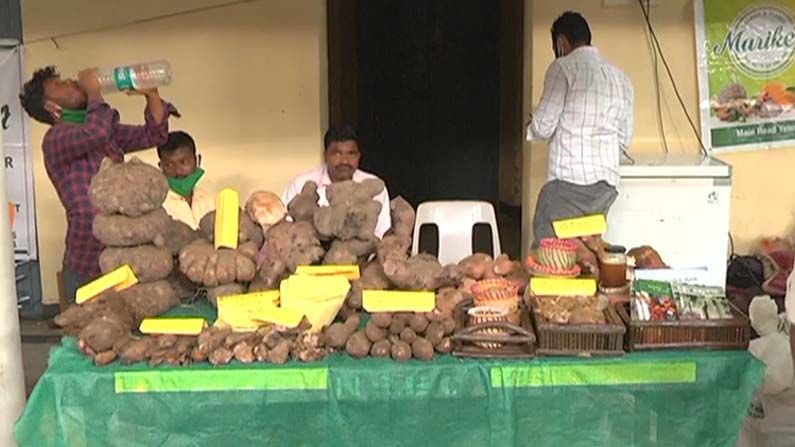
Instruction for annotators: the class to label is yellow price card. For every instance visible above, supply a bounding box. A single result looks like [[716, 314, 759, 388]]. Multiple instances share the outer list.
[[215, 189, 240, 249], [529, 277, 597, 297], [295, 265, 361, 280], [76, 265, 138, 304], [363, 290, 435, 313], [139, 318, 207, 336], [553, 214, 606, 239]]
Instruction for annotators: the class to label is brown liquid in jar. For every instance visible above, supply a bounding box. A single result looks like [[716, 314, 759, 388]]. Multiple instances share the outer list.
[[600, 251, 627, 289]]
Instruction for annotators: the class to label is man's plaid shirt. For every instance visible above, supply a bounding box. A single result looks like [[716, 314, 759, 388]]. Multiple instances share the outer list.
[[42, 98, 178, 279]]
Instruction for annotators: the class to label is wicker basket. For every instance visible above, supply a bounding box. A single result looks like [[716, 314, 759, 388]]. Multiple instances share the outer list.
[[528, 295, 625, 357], [537, 238, 578, 270], [452, 298, 536, 359], [617, 302, 751, 351], [471, 279, 520, 307]]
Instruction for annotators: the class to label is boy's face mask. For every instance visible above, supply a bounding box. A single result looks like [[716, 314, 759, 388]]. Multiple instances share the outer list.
[[167, 167, 205, 197]]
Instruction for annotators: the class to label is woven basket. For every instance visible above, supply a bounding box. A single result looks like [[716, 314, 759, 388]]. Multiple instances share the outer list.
[[471, 279, 520, 312], [537, 238, 578, 270], [467, 306, 510, 349]]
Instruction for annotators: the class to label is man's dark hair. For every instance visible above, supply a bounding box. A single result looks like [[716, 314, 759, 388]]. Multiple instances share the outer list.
[[551, 11, 591, 47], [19, 66, 58, 125], [323, 125, 359, 151], [157, 131, 196, 159]]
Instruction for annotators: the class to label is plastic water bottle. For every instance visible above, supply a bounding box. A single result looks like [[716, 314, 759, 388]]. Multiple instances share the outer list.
[[95, 60, 173, 93]]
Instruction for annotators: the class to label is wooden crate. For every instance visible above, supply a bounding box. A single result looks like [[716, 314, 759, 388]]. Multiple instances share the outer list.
[[529, 297, 626, 357], [617, 302, 750, 351]]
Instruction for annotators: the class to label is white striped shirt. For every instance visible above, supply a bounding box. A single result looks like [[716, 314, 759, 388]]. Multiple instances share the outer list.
[[526, 46, 633, 186]]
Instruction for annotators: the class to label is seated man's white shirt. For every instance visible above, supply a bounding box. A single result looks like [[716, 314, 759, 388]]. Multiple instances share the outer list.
[[163, 177, 216, 230], [281, 165, 391, 238]]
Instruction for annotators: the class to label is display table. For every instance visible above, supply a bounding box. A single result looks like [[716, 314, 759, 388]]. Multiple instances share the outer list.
[[15, 337, 763, 447]]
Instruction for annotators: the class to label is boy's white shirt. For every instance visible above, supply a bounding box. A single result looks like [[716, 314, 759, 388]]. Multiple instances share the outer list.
[[163, 176, 216, 230]]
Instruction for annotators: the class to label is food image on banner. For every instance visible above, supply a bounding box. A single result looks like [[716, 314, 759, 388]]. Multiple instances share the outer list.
[[695, 0, 795, 152]]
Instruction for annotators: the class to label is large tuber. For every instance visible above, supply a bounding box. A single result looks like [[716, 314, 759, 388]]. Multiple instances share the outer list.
[[93, 208, 171, 247], [89, 157, 168, 217], [99, 245, 173, 282]]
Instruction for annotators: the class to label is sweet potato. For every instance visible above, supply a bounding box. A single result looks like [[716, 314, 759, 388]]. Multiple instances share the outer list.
[[408, 313, 429, 334], [94, 350, 118, 366], [492, 254, 515, 276], [365, 320, 387, 342], [435, 337, 453, 354], [346, 281, 363, 310], [400, 327, 417, 343], [370, 312, 393, 329], [119, 336, 157, 364], [324, 322, 353, 349], [435, 288, 466, 319], [458, 253, 493, 280], [268, 339, 292, 364], [412, 337, 434, 361], [360, 260, 392, 290], [425, 321, 445, 346], [390, 340, 412, 362], [442, 317, 457, 335], [383, 254, 461, 291], [345, 331, 372, 358], [209, 347, 234, 366], [254, 343, 269, 362], [233, 341, 256, 363], [388, 317, 406, 335], [370, 340, 392, 358]]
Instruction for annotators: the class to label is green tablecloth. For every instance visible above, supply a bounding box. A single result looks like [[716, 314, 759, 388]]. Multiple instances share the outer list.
[[15, 335, 763, 447]]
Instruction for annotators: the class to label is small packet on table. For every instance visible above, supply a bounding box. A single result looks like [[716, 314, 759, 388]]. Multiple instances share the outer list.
[[632, 280, 678, 322]]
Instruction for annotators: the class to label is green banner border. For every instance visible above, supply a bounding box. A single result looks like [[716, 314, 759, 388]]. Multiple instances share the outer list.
[[115, 367, 329, 393], [491, 361, 697, 388]]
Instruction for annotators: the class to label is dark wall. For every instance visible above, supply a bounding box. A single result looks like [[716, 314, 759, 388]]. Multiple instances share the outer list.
[[354, 0, 501, 206]]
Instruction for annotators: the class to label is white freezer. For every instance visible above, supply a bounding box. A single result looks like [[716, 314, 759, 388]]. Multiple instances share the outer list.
[[604, 153, 732, 287]]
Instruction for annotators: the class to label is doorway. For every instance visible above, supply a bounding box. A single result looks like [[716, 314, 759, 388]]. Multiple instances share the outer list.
[[328, 0, 524, 258]]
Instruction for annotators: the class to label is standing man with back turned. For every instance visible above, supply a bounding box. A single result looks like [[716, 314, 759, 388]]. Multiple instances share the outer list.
[[527, 11, 634, 270]]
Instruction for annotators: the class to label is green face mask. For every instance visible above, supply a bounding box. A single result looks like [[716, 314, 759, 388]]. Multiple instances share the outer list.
[[166, 168, 205, 197], [60, 109, 87, 124]]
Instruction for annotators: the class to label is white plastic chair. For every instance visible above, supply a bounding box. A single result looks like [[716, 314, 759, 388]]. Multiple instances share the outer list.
[[411, 201, 501, 265]]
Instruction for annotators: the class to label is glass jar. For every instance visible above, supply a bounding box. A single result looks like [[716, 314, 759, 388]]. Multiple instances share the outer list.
[[600, 245, 627, 289]]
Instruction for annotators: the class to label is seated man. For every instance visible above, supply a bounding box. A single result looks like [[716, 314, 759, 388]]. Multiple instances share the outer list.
[[158, 131, 215, 229], [282, 125, 391, 238], [19, 66, 178, 303]]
